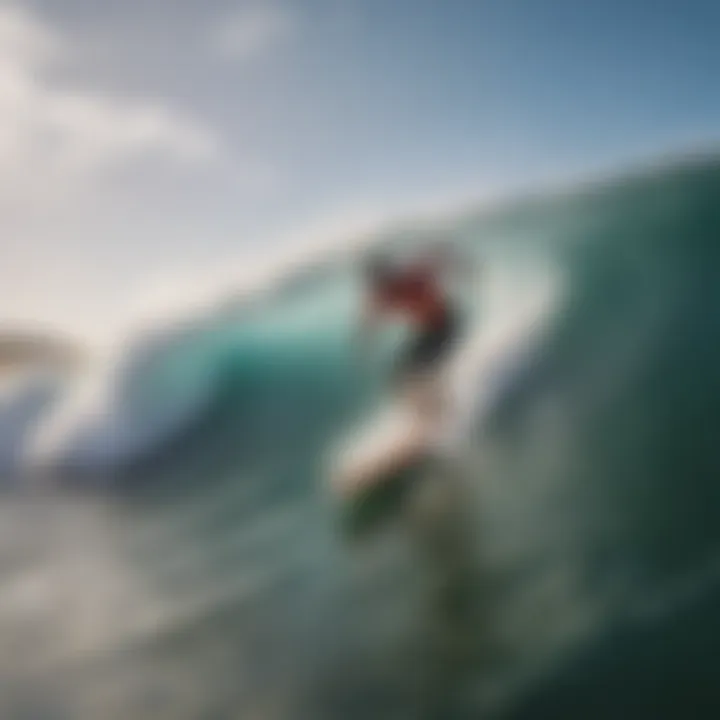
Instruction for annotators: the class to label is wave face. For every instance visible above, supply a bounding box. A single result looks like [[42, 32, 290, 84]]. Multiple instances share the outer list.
[[1, 154, 720, 719]]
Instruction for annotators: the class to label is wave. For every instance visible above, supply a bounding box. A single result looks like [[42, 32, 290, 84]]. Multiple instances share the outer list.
[[15, 152, 720, 483], [0, 370, 64, 476], [2, 152, 720, 719], [21, 256, 559, 476]]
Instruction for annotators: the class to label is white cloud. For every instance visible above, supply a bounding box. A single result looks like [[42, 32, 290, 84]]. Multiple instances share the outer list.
[[0, 2, 62, 67], [0, 5, 219, 205], [209, 1, 294, 62]]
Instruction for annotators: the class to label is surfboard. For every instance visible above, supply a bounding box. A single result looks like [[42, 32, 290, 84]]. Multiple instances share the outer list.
[[331, 396, 436, 498], [327, 394, 438, 536]]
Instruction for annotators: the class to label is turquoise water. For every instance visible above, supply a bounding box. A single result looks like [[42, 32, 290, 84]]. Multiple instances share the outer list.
[[1, 154, 720, 719]]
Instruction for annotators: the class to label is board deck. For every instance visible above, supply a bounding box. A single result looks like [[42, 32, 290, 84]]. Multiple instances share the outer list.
[[331, 400, 435, 499]]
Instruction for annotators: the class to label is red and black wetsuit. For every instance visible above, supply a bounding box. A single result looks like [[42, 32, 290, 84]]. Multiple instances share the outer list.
[[372, 265, 460, 374]]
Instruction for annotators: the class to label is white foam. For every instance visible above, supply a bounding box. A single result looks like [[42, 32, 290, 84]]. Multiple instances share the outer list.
[[24, 317, 223, 472], [0, 369, 63, 473], [436, 261, 562, 453]]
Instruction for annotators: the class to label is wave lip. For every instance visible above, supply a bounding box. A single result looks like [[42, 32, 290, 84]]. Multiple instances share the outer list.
[[23, 320, 222, 475], [0, 370, 64, 476]]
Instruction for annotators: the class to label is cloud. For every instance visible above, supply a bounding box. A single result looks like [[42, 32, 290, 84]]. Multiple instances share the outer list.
[[0, 5, 219, 206], [209, 1, 294, 62], [0, 2, 62, 67]]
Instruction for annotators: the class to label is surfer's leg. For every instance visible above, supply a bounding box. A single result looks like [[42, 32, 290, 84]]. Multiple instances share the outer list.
[[395, 328, 441, 388], [413, 370, 446, 421], [393, 335, 438, 415], [398, 315, 459, 422]]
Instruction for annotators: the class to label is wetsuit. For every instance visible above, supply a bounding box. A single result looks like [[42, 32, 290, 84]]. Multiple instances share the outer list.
[[372, 265, 460, 377]]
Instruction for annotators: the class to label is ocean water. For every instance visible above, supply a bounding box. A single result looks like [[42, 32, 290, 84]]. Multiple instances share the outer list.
[[1, 153, 720, 719]]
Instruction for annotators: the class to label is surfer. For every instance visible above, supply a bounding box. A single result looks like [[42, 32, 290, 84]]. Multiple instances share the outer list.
[[332, 244, 476, 498], [359, 246, 466, 422]]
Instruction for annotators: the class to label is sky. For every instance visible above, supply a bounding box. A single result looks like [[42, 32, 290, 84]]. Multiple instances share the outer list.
[[1, 0, 718, 341]]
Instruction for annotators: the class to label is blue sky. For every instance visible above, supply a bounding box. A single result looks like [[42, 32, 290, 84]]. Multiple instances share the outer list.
[[2, 0, 718, 338]]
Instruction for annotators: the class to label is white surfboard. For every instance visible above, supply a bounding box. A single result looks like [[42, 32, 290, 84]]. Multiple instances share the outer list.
[[330, 392, 438, 500]]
